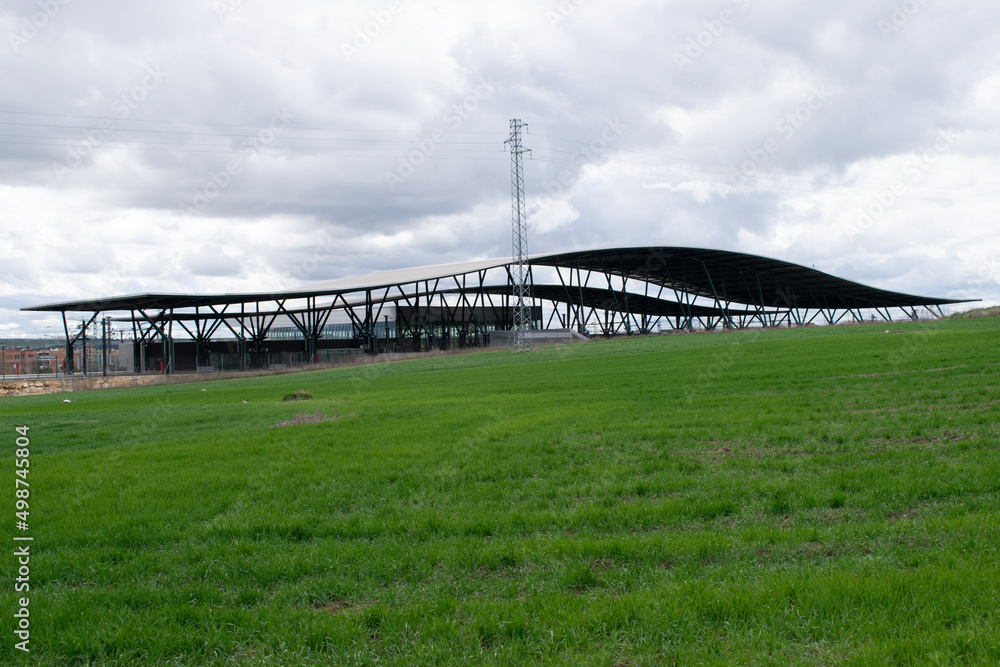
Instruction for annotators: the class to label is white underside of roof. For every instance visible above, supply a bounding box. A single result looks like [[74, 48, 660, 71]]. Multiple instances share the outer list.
[[299, 256, 515, 294]]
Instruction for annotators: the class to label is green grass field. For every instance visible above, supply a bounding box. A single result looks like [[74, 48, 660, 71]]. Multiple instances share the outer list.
[[3, 318, 1000, 665]]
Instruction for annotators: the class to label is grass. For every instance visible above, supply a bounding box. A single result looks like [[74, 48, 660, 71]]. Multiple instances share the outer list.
[[3, 317, 1000, 665]]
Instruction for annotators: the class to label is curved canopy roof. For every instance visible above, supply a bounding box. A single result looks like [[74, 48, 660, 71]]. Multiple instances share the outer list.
[[530, 247, 964, 310], [22, 246, 969, 313]]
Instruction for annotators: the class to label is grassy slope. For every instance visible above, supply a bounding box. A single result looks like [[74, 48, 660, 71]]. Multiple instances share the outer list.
[[3, 319, 1000, 665]]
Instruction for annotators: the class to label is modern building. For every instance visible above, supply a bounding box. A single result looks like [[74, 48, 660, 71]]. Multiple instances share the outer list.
[[22, 246, 973, 374]]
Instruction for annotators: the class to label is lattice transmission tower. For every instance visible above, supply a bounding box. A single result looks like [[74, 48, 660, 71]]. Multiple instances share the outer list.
[[505, 118, 531, 352]]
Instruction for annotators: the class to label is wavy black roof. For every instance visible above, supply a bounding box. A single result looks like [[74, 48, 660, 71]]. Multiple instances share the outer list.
[[22, 246, 968, 313], [530, 247, 965, 310]]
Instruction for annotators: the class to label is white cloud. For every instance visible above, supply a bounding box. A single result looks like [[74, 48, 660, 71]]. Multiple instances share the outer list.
[[2, 0, 1000, 334]]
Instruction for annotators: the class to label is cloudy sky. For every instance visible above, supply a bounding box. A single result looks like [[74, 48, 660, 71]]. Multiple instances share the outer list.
[[1, 0, 998, 335]]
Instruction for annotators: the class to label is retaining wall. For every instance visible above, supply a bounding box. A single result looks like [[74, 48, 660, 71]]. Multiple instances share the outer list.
[[0, 375, 163, 397]]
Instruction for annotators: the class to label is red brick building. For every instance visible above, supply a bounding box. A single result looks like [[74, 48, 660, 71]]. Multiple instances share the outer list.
[[2, 347, 82, 375]]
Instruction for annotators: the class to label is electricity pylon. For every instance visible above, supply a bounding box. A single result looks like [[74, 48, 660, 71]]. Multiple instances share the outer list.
[[505, 119, 531, 352]]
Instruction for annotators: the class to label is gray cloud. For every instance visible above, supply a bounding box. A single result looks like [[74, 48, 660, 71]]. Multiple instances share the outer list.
[[2, 0, 999, 333]]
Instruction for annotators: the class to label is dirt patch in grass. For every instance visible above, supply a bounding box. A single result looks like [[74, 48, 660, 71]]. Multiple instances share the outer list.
[[814, 507, 868, 525], [849, 405, 912, 415], [271, 409, 350, 428], [869, 430, 982, 453], [889, 509, 918, 523], [313, 600, 352, 614], [282, 390, 313, 401], [686, 443, 810, 460], [834, 365, 969, 380], [794, 541, 872, 560], [591, 559, 617, 572]]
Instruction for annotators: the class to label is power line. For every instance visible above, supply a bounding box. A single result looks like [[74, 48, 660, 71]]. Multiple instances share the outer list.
[[1, 109, 996, 201], [0, 109, 508, 136], [0, 137, 506, 158], [0, 121, 505, 145]]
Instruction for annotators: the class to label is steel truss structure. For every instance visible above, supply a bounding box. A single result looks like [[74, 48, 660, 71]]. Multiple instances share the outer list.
[[506, 118, 531, 352], [22, 246, 972, 374]]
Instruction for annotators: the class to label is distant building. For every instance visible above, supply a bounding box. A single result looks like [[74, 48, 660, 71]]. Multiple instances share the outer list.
[[1, 346, 82, 375], [2, 347, 38, 375]]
